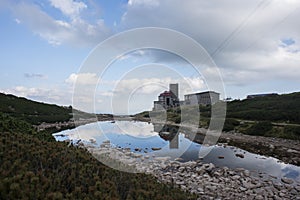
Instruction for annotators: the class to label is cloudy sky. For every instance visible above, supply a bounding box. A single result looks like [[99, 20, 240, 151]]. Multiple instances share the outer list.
[[1, 0, 300, 114]]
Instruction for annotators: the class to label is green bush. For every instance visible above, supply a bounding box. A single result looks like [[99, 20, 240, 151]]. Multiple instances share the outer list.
[[244, 121, 273, 136], [284, 126, 300, 139], [223, 118, 240, 132]]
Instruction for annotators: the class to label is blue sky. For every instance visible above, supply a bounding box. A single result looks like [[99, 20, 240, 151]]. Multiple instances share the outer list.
[[1, 0, 300, 114]]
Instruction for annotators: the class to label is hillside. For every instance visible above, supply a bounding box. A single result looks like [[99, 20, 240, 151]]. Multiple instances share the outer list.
[[0, 131, 193, 199], [227, 92, 300, 124], [0, 93, 72, 125]]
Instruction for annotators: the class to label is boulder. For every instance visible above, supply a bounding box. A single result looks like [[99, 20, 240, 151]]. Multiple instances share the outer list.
[[281, 177, 294, 184]]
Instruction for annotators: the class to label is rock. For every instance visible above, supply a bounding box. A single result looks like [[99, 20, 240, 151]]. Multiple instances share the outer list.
[[243, 170, 250, 177], [232, 175, 241, 180], [134, 148, 141, 152], [180, 185, 187, 190], [174, 157, 183, 161], [89, 138, 96, 143], [214, 171, 222, 177], [281, 177, 294, 184], [242, 181, 255, 189], [279, 192, 285, 197], [175, 181, 185, 185], [151, 147, 162, 151], [254, 195, 264, 200], [235, 153, 245, 158], [218, 156, 225, 159], [287, 149, 298, 153], [203, 163, 215, 172]]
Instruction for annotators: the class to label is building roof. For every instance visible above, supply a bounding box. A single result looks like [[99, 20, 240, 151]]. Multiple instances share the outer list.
[[184, 91, 220, 96], [159, 91, 172, 97]]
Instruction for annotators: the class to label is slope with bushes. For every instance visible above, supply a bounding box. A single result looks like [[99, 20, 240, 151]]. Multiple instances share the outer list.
[[0, 93, 72, 125]]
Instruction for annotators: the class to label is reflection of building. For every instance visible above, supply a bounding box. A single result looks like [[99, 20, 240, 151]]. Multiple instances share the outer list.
[[153, 84, 180, 110], [184, 91, 220, 106], [153, 123, 179, 149]]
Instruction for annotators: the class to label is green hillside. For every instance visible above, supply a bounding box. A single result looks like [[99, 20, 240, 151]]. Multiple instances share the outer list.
[[0, 93, 72, 125], [227, 92, 300, 123]]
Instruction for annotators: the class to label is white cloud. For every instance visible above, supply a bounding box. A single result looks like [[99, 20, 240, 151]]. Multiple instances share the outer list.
[[14, 18, 20, 24], [1, 86, 72, 106], [24, 73, 47, 79], [121, 0, 300, 86], [128, 0, 160, 7], [49, 0, 87, 19], [65, 73, 99, 85], [11, 1, 110, 46]]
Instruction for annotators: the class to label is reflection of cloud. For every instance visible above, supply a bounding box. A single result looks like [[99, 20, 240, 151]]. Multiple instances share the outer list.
[[69, 126, 103, 141], [115, 121, 157, 138]]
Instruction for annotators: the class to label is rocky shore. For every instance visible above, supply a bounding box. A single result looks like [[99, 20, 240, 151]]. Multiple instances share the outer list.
[[85, 141, 300, 199], [219, 131, 300, 166]]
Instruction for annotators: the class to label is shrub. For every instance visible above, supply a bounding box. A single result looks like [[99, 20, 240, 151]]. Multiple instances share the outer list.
[[244, 121, 273, 136], [223, 118, 240, 132]]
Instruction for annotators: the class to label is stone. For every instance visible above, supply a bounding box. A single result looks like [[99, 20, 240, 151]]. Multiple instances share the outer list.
[[254, 195, 264, 200], [243, 170, 250, 177], [203, 163, 215, 172], [242, 181, 255, 189], [287, 149, 298, 153], [232, 175, 241, 180], [279, 192, 285, 197], [281, 177, 294, 184], [175, 181, 185, 185], [235, 153, 245, 158], [151, 147, 162, 151]]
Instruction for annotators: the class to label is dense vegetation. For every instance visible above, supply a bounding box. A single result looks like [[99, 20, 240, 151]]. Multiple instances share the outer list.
[[0, 131, 194, 199], [0, 93, 195, 199], [0, 112, 55, 142], [0, 93, 72, 125], [227, 92, 300, 124]]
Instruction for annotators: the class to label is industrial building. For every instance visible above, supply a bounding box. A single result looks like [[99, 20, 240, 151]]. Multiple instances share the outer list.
[[184, 91, 220, 106], [153, 84, 180, 110], [153, 83, 220, 110]]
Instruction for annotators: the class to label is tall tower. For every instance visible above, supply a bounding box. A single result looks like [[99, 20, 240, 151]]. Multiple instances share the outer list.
[[169, 83, 178, 98]]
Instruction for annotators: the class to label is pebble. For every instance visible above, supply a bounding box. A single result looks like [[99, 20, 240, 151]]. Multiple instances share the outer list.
[[281, 177, 294, 184]]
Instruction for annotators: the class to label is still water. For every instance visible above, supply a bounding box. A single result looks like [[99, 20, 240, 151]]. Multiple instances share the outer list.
[[54, 121, 300, 182]]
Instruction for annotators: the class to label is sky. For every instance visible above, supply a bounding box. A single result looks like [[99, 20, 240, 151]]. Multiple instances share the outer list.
[[0, 0, 300, 114]]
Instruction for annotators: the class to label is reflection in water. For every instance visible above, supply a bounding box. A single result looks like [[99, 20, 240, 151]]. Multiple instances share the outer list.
[[54, 121, 300, 182], [154, 123, 179, 149]]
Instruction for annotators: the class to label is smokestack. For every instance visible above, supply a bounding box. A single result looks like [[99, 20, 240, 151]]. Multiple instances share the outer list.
[[169, 83, 178, 98]]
